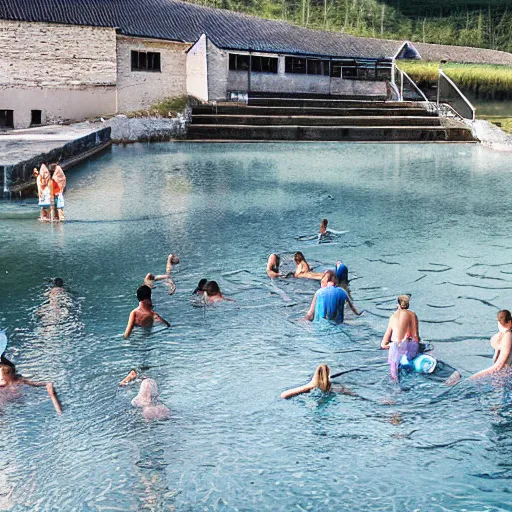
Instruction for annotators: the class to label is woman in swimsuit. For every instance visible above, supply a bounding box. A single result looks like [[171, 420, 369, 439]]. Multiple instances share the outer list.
[[293, 252, 324, 280], [471, 309, 512, 380], [281, 364, 356, 399]]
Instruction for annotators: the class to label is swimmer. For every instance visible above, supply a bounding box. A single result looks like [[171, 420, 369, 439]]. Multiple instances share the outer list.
[[192, 278, 208, 295], [335, 260, 349, 288], [124, 285, 171, 339], [119, 369, 138, 386], [131, 378, 170, 420], [281, 364, 357, 399], [143, 253, 180, 294], [0, 363, 62, 414], [304, 270, 361, 323], [381, 295, 420, 382], [203, 281, 233, 304], [293, 252, 324, 280], [266, 253, 281, 278], [319, 218, 328, 236], [470, 309, 512, 380]]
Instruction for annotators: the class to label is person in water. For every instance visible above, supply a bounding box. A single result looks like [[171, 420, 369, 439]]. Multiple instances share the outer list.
[[470, 309, 512, 380], [293, 252, 324, 279], [319, 218, 328, 236], [266, 253, 282, 279], [203, 281, 233, 304], [281, 364, 357, 399], [0, 363, 62, 414], [381, 295, 420, 381], [192, 278, 208, 295], [335, 260, 349, 288], [131, 378, 170, 420], [305, 270, 361, 323], [50, 163, 66, 222], [124, 285, 171, 338], [143, 253, 180, 294]]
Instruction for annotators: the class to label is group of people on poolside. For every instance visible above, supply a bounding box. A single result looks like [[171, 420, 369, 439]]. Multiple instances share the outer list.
[[33, 162, 66, 222], [2, 216, 512, 416]]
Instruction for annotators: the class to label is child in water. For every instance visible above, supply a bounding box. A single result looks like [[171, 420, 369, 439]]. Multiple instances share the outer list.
[[124, 285, 171, 338]]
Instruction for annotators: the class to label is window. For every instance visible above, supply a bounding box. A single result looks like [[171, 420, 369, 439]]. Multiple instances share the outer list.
[[250, 56, 278, 73], [131, 51, 161, 72], [31, 110, 42, 126], [285, 57, 329, 75], [229, 53, 250, 71], [285, 57, 306, 74], [330, 61, 342, 78], [0, 110, 13, 128]]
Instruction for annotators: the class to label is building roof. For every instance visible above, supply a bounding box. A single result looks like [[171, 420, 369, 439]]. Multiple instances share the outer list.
[[0, 0, 401, 59], [2, 0, 511, 65], [413, 41, 512, 66]]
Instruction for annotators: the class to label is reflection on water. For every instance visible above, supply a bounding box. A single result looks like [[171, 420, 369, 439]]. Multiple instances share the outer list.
[[1, 142, 512, 510]]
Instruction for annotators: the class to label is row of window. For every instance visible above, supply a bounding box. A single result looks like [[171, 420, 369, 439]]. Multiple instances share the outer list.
[[228, 53, 391, 80], [0, 109, 41, 129]]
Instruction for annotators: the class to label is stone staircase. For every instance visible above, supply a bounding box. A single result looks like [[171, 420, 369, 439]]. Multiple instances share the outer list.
[[187, 95, 476, 142]]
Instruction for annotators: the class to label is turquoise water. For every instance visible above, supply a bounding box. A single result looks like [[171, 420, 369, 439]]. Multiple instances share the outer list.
[[1, 142, 512, 511]]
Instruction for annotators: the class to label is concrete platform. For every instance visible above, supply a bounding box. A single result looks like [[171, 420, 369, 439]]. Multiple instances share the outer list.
[[0, 123, 111, 195]]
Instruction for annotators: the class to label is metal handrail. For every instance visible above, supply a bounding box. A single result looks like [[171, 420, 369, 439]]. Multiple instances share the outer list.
[[393, 65, 428, 102], [437, 69, 476, 121]]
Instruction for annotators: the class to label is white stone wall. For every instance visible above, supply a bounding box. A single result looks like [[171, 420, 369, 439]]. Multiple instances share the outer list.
[[116, 36, 189, 112], [186, 34, 208, 102], [0, 20, 117, 128], [0, 20, 117, 87], [206, 39, 229, 101]]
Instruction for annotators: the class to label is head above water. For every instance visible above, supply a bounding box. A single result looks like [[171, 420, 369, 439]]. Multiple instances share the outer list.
[[269, 253, 280, 272], [131, 378, 159, 408], [0, 363, 15, 385], [205, 280, 221, 297], [168, 254, 180, 265], [294, 251, 306, 264], [54, 277, 64, 288], [193, 278, 208, 295], [321, 270, 336, 287], [137, 285, 152, 302], [498, 309, 512, 326], [321, 219, 328, 228], [397, 295, 411, 310], [314, 364, 331, 392]]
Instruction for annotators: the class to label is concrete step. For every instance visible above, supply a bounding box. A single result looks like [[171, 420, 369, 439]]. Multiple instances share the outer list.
[[248, 91, 388, 101], [187, 124, 474, 142], [191, 115, 443, 127], [192, 105, 438, 117], [247, 98, 417, 108]]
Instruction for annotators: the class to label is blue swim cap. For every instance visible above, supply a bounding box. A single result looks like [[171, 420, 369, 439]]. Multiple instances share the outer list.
[[0, 331, 7, 357], [412, 354, 437, 374]]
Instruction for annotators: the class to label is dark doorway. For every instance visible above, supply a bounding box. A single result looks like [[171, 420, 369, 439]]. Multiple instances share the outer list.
[[31, 110, 42, 126], [0, 110, 14, 128]]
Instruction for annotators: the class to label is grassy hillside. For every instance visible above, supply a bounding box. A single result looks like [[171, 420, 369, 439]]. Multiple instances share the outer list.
[[185, 0, 512, 52]]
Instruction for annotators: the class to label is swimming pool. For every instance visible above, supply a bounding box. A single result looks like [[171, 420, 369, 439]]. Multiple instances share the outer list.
[[1, 142, 512, 511]]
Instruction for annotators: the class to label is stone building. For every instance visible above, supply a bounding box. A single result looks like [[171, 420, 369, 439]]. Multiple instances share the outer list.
[[1, 0, 512, 129]]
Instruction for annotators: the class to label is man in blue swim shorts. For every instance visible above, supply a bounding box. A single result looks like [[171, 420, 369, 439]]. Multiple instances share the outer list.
[[305, 270, 361, 323]]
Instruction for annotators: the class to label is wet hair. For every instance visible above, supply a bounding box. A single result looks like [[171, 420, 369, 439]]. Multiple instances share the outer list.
[[314, 364, 331, 392], [0, 364, 15, 380], [294, 251, 305, 264], [270, 254, 280, 273], [49, 163, 57, 173], [193, 278, 208, 294], [137, 285, 152, 302], [146, 273, 155, 281], [323, 270, 336, 284], [397, 295, 410, 309], [204, 281, 220, 296], [498, 310, 512, 324], [54, 277, 64, 287], [321, 219, 328, 228]]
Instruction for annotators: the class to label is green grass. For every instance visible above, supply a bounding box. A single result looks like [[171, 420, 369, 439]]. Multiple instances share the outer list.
[[398, 61, 512, 98], [124, 95, 199, 118], [480, 116, 512, 133]]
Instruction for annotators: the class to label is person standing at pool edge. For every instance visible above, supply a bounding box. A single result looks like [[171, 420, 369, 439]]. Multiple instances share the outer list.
[[305, 270, 361, 323]]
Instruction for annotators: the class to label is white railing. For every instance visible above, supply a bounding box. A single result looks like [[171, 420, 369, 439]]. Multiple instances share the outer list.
[[437, 69, 476, 121], [393, 66, 428, 102]]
